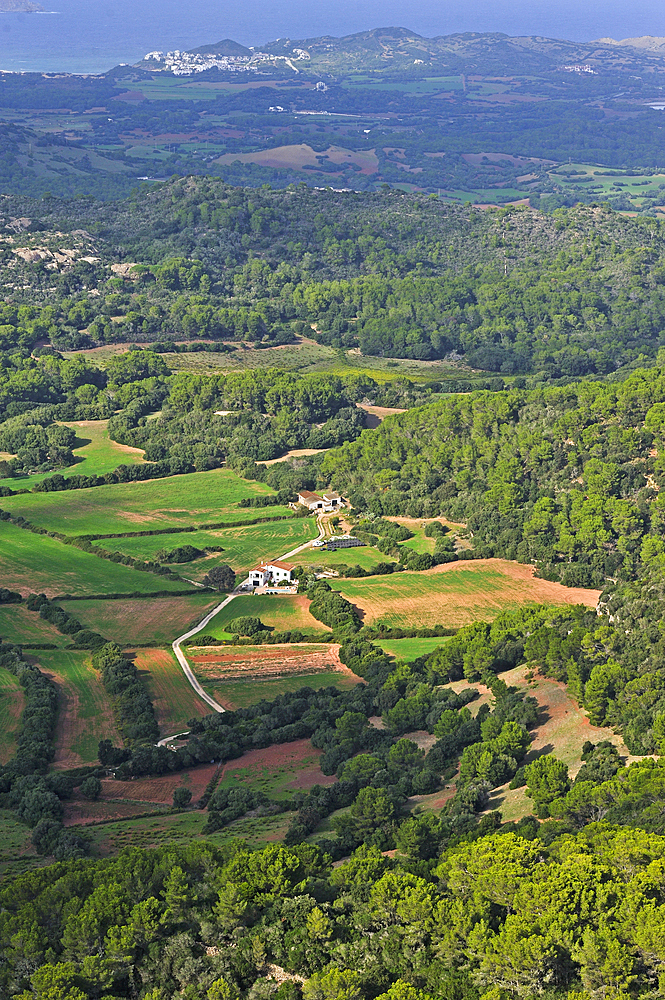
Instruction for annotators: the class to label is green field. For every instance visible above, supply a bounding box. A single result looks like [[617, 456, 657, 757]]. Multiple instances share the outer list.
[[296, 544, 397, 572], [0, 468, 282, 536], [162, 343, 464, 385], [0, 668, 24, 765], [0, 420, 145, 491], [204, 594, 321, 637], [88, 808, 292, 858], [0, 520, 196, 598], [132, 648, 212, 731], [0, 603, 67, 647], [33, 650, 121, 767], [375, 637, 449, 661], [210, 671, 360, 709], [59, 593, 220, 646], [0, 809, 37, 877], [547, 163, 665, 208], [332, 560, 598, 628], [95, 517, 317, 576]]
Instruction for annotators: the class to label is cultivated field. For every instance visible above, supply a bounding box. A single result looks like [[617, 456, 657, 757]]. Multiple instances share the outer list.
[[33, 650, 121, 768], [376, 637, 449, 661], [217, 143, 379, 175], [188, 642, 362, 709], [0, 418, 145, 492], [0, 520, 194, 597], [129, 648, 211, 732], [0, 668, 24, 765], [333, 559, 601, 628], [95, 517, 317, 576], [205, 594, 323, 637], [59, 593, 219, 646], [0, 604, 67, 647], [0, 468, 283, 535]]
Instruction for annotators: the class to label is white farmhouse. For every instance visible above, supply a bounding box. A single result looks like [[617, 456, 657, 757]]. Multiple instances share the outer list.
[[297, 489, 344, 512], [248, 560, 295, 587]]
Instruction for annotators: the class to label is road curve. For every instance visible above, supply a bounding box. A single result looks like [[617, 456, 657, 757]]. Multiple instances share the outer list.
[[171, 592, 240, 714], [168, 512, 326, 720]]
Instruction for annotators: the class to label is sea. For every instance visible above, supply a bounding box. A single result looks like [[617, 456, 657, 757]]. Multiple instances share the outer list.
[[0, 0, 663, 75]]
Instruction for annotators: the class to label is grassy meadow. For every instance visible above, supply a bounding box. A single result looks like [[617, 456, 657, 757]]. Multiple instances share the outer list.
[[33, 650, 121, 767], [0, 603, 67, 647], [59, 593, 220, 646], [205, 594, 322, 637], [0, 468, 284, 536], [210, 671, 360, 710], [130, 648, 211, 732], [375, 637, 449, 661], [0, 520, 194, 597], [0, 419, 145, 491], [94, 517, 317, 576], [0, 668, 24, 765]]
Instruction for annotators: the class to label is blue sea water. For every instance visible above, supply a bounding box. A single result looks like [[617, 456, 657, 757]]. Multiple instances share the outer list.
[[0, 0, 664, 75]]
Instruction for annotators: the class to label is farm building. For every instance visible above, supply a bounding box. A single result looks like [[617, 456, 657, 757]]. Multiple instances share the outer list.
[[248, 560, 295, 587], [297, 489, 345, 512], [325, 535, 363, 551]]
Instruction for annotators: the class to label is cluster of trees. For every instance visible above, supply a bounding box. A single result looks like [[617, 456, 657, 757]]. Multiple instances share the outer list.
[[5, 182, 665, 381], [324, 363, 665, 586], [0, 643, 91, 859], [26, 593, 106, 650], [93, 643, 160, 745], [5, 822, 665, 999]]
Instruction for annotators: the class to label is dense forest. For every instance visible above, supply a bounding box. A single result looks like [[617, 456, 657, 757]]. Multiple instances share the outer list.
[[7, 178, 665, 999], [3, 182, 665, 377]]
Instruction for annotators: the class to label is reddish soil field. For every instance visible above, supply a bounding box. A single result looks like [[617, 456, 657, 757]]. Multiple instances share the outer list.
[[98, 763, 219, 806], [188, 643, 362, 683], [219, 738, 336, 793], [63, 797, 163, 827]]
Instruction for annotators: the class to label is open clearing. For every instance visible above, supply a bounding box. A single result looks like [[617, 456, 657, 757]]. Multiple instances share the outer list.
[[0, 603, 67, 647], [96, 517, 317, 576], [217, 739, 336, 800], [376, 637, 449, 661], [0, 418, 145, 491], [0, 520, 194, 597], [88, 807, 291, 857], [217, 143, 379, 175], [128, 648, 212, 732], [475, 664, 641, 822], [59, 593, 219, 646], [64, 764, 219, 826], [204, 594, 323, 637], [33, 650, 121, 768], [0, 468, 283, 535], [333, 558, 601, 628], [0, 668, 24, 765]]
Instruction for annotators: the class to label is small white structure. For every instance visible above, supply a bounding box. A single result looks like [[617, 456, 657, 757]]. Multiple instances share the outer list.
[[297, 489, 344, 512], [248, 560, 295, 587]]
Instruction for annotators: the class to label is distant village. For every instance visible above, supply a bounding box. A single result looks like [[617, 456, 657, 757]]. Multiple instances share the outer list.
[[141, 47, 311, 76]]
